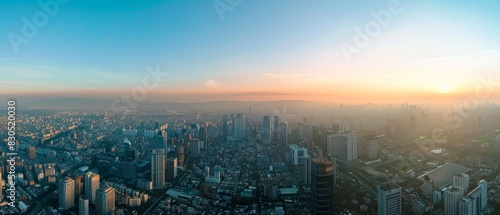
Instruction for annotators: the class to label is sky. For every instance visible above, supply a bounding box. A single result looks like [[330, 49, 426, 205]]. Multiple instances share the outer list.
[[1, 0, 500, 103]]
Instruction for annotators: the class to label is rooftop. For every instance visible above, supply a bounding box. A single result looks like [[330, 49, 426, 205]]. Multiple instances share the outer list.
[[418, 162, 471, 188], [312, 157, 332, 165]]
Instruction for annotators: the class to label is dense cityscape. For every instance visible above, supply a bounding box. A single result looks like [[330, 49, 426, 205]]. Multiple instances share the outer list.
[[0, 101, 499, 214], [2, 0, 500, 214]]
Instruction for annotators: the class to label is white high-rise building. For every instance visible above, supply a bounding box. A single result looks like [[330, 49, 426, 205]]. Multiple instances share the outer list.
[[84, 172, 100, 203], [151, 149, 166, 189], [462, 180, 488, 215], [79, 196, 89, 215], [477, 180, 488, 211], [444, 186, 464, 215], [289, 144, 308, 165], [377, 182, 401, 215], [327, 133, 357, 162], [453, 173, 470, 194], [59, 177, 75, 210], [458, 196, 473, 215], [96, 186, 115, 215]]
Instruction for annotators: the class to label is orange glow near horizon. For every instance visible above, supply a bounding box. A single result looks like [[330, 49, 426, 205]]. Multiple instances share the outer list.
[[4, 82, 498, 105]]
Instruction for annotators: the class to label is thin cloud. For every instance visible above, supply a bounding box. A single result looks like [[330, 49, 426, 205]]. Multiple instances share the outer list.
[[204, 79, 221, 88]]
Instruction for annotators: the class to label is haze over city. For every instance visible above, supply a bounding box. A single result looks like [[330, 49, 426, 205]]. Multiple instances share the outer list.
[[1, 1, 500, 215]]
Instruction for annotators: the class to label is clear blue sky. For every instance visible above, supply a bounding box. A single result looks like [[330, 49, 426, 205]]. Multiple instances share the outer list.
[[1, 0, 500, 101]]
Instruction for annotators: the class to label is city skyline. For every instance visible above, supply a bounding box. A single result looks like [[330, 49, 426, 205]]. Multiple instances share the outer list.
[[2, 1, 500, 214], [1, 1, 500, 103]]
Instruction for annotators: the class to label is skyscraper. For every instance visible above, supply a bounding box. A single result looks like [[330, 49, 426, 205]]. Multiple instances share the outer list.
[[167, 157, 177, 181], [233, 113, 245, 140], [463, 180, 488, 215], [420, 175, 434, 200], [273, 115, 280, 142], [27, 146, 36, 160], [458, 196, 473, 215], [58, 177, 75, 210], [79, 196, 89, 215], [84, 172, 100, 203], [444, 186, 464, 215], [222, 115, 228, 142], [326, 133, 358, 162], [151, 149, 166, 189], [199, 126, 207, 149], [162, 130, 169, 153], [302, 154, 311, 186], [262, 115, 272, 144], [190, 139, 201, 158], [453, 173, 470, 194], [280, 122, 288, 146], [96, 186, 115, 215], [290, 144, 308, 165], [367, 137, 378, 159], [377, 182, 402, 215], [74, 175, 83, 196], [311, 157, 334, 215], [477, 180, 487, 212], [312, 126, 322, 150]]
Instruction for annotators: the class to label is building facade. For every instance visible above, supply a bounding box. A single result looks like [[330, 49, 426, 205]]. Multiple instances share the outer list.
[[59, 177, 75, 210], [84, 172, 100, 203], [377, 182, 402, 215], [96, 186, 115, 215], [311, 157, 334, 215], [151, 149, 166, 189]]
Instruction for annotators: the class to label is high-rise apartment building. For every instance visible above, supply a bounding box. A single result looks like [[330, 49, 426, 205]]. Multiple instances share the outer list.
[[74, 175, 83, 196], [367, 137, 378, 159], [453, 173, 470, 194], [79, 196, 89, 215], [84, 172, 100, 203], [327, 133, 358, 162], [151, 149, 166, 189], [59, 177, 75, 210], [28, 146, 36, 160], [290, 144, 308, 165], [377, 182, 402, 215], [96, 186, 115, 215], [444, 186, 464, 215]]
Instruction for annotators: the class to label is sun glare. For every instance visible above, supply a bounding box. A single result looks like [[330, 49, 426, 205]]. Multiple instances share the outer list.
[[437, 83, 453, 94]]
